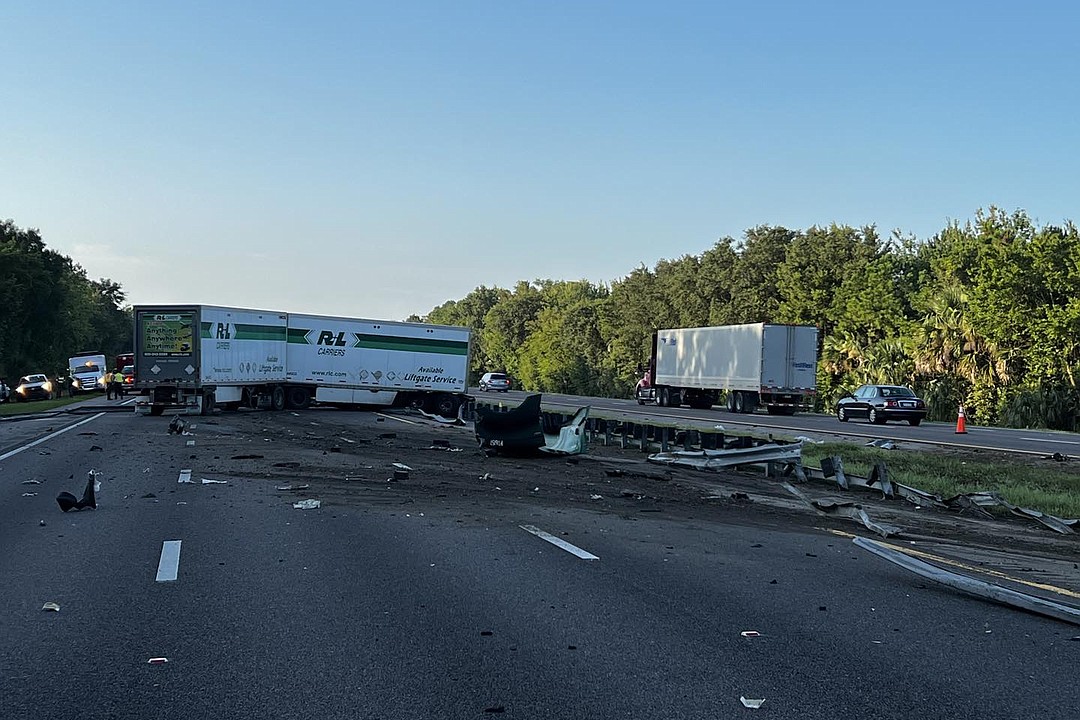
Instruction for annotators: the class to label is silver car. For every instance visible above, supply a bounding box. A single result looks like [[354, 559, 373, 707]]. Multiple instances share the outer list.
[[479, 372, 511, 392]]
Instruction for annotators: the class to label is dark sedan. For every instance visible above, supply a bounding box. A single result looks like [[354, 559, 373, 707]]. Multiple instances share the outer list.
[[836, 384, 927, 426]]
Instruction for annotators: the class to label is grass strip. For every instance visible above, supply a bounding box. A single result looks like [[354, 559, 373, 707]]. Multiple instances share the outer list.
[[802, 442, 1080, 520], [0, 395, 100, 417]]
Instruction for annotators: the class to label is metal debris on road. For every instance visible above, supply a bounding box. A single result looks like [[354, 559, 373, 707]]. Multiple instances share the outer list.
[[56, 470, 99, 512], [392, 463, 413, 471], [293, 499, 321, 510], [794, 435, 823, 444], [648, 443, 802, 471], [853, 537, 1080, 626], [782, 482, 902, 538], [275, 484, 311, 491], [41, 602, 61, 612], [147, 657, 169, 665], [22, 492, 37, 497], [201, 478, 227, 485], [590, 494, 603, 500], [740, 697, 765, 709], [865, 439, 896, 450], [22, 479, 42, 485], [740, 631, 760, 637]]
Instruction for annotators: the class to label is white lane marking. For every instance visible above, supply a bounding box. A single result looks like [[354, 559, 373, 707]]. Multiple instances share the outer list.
[[374, 412, 421, 425], [0, 412, 107, 463], [520, 525, 599, 561], [155, 540, 182, 582], [1020, 437, 1080, 446], [178, 469, 193, 484]]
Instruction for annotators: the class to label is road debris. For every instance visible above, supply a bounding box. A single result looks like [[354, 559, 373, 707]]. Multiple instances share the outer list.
[[41, 602, 61, 612], [56, 470, 99, 512], [201, 478, 227, 485], [794, 435, 823, 444], [865, 439, 896, 450], [740, 631, 760, 637], [740, 697, 765, 709], [590, 494, 603, 500], [275, 484, 311, 492], [392, 463, 413, 471], [231, 454, 264, 460], [649, 443, 802, 471], [854, 537, 1080, 626], [22, 479, 42, 485], [147, 657, 169, 665], [167, 416, 186, 435], [22, 492, 38, 497], [293, 499, 321, 510], [782, 482, 902, 538]]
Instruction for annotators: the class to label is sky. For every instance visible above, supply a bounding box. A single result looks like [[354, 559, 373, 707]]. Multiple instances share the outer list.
[[3, 1, 1078, 320]]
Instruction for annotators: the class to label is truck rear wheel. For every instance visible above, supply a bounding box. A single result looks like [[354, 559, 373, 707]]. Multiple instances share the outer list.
[[285, 386, 310, 410], [271, 385, 286, 411], [201, 391, 216, 416], [659, 388, 669, 407], [733, 391, 744, 413], [149, 405, 164, 417]]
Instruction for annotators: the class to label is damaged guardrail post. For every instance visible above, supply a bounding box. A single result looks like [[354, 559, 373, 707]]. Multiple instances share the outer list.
[[820, 455, 849, 490]]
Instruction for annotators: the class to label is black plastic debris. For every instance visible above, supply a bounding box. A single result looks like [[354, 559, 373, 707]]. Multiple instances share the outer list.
[[231, 454, 265, 460], [379, 432, 397, 439], [56, 471, 97, 512], [89, 445, 103, 452], [474, 394, 544, 455], [168, 416, 186, 435]]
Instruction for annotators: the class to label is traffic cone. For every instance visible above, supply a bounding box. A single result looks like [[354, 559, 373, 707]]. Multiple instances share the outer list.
[[955, 404, 967, 434]]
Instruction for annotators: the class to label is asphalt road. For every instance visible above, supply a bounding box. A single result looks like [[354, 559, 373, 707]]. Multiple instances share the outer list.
[[2, 407, 1078, 719], [472, 388, 1080, 456]]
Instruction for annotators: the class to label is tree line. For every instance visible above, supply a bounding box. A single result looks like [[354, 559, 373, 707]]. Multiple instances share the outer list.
[[0, 219, 132, 383], [415, 207, 1080, 430]]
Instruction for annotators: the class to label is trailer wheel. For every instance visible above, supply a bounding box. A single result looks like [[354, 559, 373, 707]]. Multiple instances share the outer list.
[[659, 388, 669, 407], [271, 385, 286, 411], [149, 405, 164, 417], [285, 386, 310, 410], [733, 391, 745, 413], [201, 391, 216, 416], [434, 393, 459, 417]]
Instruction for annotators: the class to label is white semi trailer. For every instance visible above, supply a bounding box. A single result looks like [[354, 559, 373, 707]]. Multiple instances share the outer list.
[[132, 305, 471, 416], [634, 323, 818, 414]]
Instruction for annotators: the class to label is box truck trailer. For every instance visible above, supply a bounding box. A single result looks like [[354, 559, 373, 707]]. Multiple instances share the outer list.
[[634, 323, 818, 414], [132, 305, 471, 417]]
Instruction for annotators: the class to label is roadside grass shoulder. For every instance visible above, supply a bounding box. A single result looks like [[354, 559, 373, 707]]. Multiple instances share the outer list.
[[801, 442, 1080, 519], [0, 395, 98, 416]]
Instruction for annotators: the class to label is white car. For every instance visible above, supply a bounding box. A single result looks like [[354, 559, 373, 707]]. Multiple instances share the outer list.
[[14, 374, 54, 401], [0, 380, 10, 403], [478, 372, 512, 392]]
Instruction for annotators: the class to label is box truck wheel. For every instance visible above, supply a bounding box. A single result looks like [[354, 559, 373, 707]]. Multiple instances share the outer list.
[[659, 388, 669, 407], [435, 393, 459, 417], [285, 386, 310, 410], [271, 386, 286, 411], [733, 391, 746, 413]]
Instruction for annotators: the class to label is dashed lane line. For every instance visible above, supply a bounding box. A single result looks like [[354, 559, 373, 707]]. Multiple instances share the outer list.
[[155, 540, 182, 582], [520, 525, 599, 561]]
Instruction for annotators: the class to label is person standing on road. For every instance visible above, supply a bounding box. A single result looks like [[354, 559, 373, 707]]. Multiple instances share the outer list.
[[105, 370, 115, 400], [110, 368, 123, 399]]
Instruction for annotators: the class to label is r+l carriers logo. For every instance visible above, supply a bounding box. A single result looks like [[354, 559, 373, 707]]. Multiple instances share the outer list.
[[216, 323, 231, 339], [317, 330, 347, 356]]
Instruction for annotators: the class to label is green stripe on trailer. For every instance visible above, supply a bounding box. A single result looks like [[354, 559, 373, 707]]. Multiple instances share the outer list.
[[234, 324, 286, 341], [287, 328, 311, 344], [353, 333, 469, 355]]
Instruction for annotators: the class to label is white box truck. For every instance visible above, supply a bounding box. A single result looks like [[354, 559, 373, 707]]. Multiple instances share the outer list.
[[133, 305, 472, 417], [634, 323, 818, 414], [68, 352, 107, 395], [133, 305, 288, 415]]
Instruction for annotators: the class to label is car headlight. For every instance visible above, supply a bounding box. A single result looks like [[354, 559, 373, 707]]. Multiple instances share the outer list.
[[43, 381, 53, 392], [72, 379, 81, 388], [98, 377, 106, 386], [17, 386, 26, 394]]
